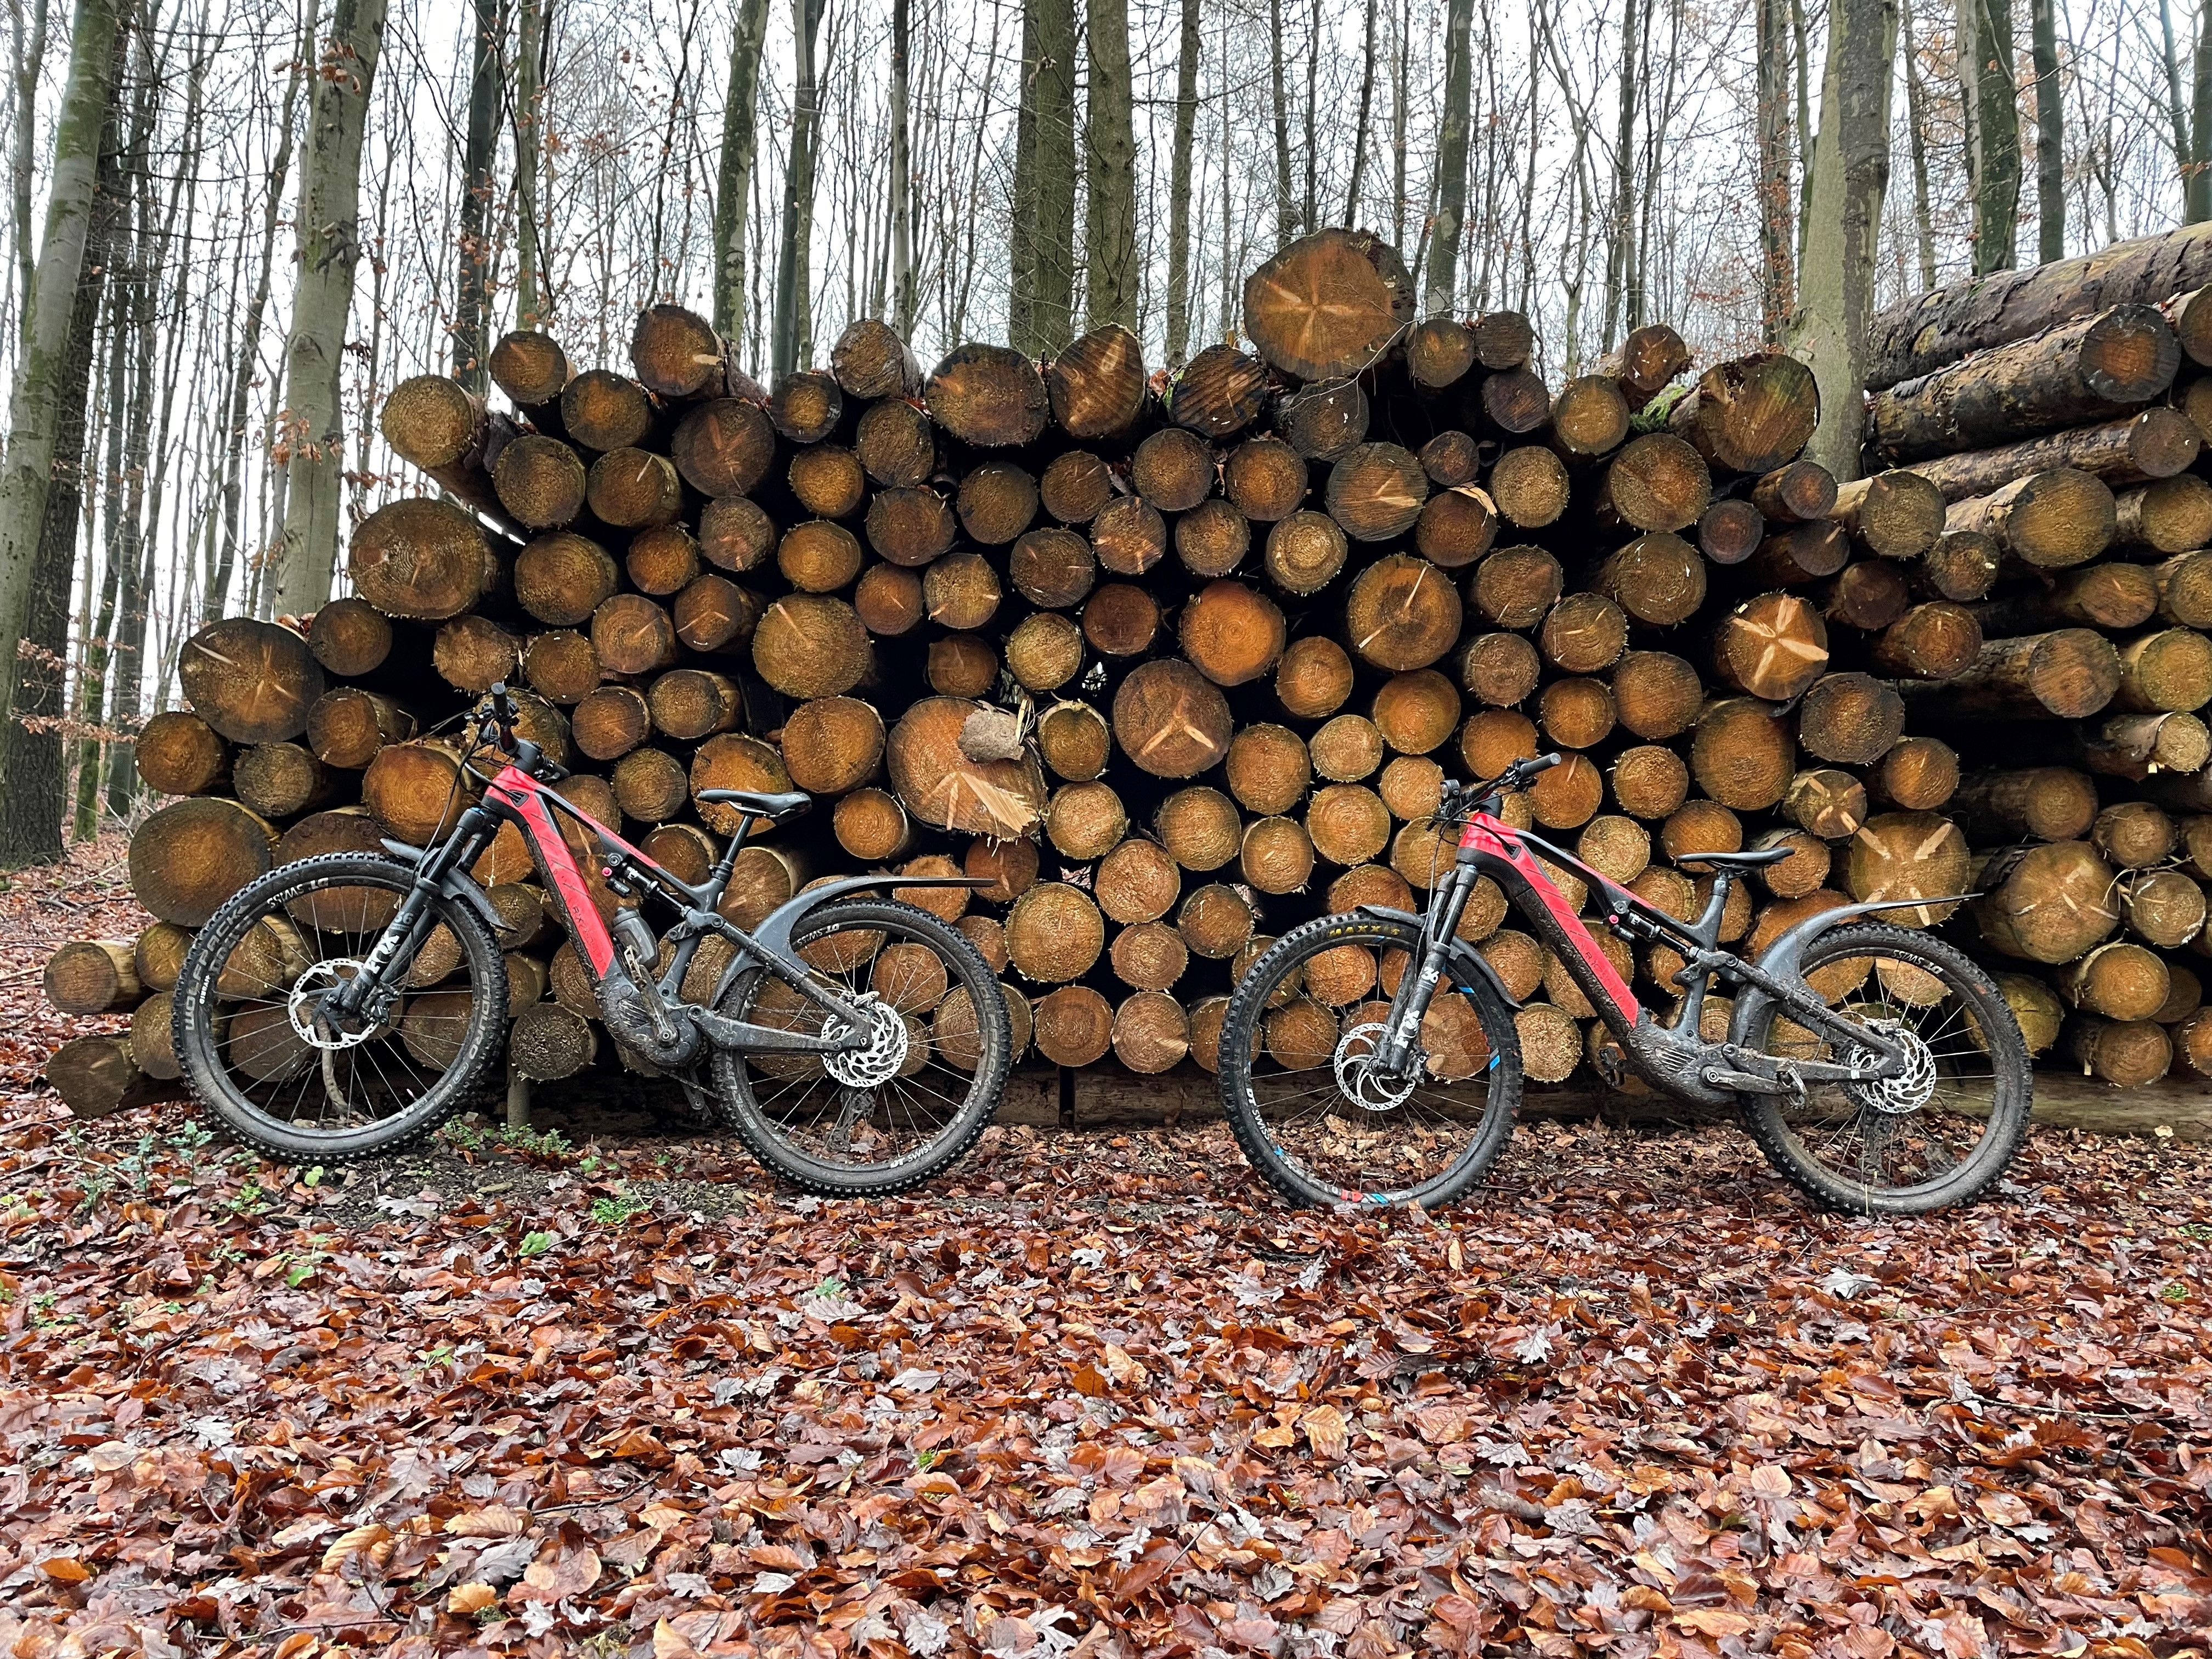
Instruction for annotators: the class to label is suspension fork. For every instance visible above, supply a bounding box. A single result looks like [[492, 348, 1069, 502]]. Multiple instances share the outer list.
[[331, 810, 500, 1017], [1376, 863, 1477, 1073]]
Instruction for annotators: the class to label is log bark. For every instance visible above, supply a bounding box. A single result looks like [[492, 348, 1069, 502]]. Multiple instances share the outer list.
[[1904, 407, 2200, 499], [1870, 306, 2180, 461], [1943, 469, 2115, 568]]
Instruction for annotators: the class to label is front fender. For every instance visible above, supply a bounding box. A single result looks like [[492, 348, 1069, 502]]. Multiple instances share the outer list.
[[1352, 905, 1522, 1008], [377, 838, 509, 938], [1728, 893, 1977, 1049], [710, 874, 995, 1007]]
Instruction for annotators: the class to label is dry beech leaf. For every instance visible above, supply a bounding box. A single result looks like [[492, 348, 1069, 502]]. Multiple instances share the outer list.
[[1300, 1403, 1348, 1460], [446, 1581, 498, 1615], [443, 1504, 527, 1538], [38, 1557, 91, 1583]]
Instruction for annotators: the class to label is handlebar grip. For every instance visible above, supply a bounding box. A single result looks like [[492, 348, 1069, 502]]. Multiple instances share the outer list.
[[1526, 752, 1563, 774]]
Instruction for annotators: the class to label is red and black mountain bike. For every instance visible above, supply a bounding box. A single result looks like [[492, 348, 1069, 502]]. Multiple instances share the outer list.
[[1217, 752, 2030, 1215], [173, 686, 1010, 1193]]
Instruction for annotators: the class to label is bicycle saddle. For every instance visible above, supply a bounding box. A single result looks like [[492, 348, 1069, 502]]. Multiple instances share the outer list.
[[697, 788, 811, 819], [1672, 847, 1795, 871]]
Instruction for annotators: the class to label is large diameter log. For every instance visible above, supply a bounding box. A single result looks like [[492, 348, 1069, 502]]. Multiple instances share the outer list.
[[2080, 710, 2212, 778], [1864, 221, 2212, 387], [44, 940, 145, 1014], [47, 1035, 178, 1119], [349, 497, 495, 619], [2117, 476, 2212, 554], [493, 435, 588, 528], [630, 302, 755, 400], [1112, 659, 1233, 777], [1831, 470, 1946, 557], [1223, 436, 1308, 521], [129, 798, 276, 926], [1943, 468, 2114, 568], [1951, 766, 2101, 842], [361, 741, 476, 846], [1034, 985, 1114, 1066], [1275, 377, 1368, 460], [1046, 322, 1147, 437], [1690, 698, 1793, 810], [489, 329, 572, 409], [1488, 446, 1570, 528], [1345, 554, 1462, 671], [926, 343, 1048, 447], [2070, 1017, 2173, 1087], [178, 618, 325, 746], [1973, 840, 2121, 962], [1871, 305, 2180, 461], [1325, 443, 1427, 540], [513, 531, 618, 627], [1711, 592, 1829, 702], [136, 710, 229, 796], [1904, 407, 2201, 501], [1613, 651, 1704, 738], [1179, 580, 1285, 686], [1903, 628, 2120, 718], [885, 697, 1048, 837], [1007, 883, 1105, 983], [1599, 322, 1691, 404], [1098, 837, 1181, 923], [748, 595, 868, 698], [2114, 627, 2212, 713], [1667, 350, 1819, 475], [1795, 673, 1904, 765], [1870, 602, 1983, 680], [306, 597, 392, 678], [1593, 533, 1705, 626], [1594, 433, 1709, 533], [1167, 343, 1270, 437], [1112, 992, 1189, 1074], [1241, 228, 1415, 382]]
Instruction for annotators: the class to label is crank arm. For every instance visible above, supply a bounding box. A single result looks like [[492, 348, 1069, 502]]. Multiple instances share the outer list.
[[1702, 1066, 1785, 1094]]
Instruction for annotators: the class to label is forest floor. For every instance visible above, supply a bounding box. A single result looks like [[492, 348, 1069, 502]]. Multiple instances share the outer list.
[[0, 843, 2208, 1657]]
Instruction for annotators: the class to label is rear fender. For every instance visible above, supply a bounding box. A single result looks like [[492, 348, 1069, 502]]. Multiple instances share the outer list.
[[377, 838, 509, 938], [1352, 905, 1522, 1008], [1729, 894, 1977, 1049]]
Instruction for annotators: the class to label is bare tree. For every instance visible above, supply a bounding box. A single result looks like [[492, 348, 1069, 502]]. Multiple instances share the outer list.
[[712, 0, 771, 334], [1791, 0, 1897, 479], [1344, 0, 1378, 226], [1084, 0, 1136, 328], [2192, 2, 2212, 222], [1899, 0, 1938, 289], [8, 0, 49, 341], [515, 0, 551, 325], [1957, 0, 2019, 272], [269, 0, 388, 617], [0, 0, 122, 780], [889, 0, 912, 329], [455, 0, 506, 389], [2029, 0, 2062, 258], [1267, 0, 1291, 245], [1423, 0, 1472, 312], [1602, 0, 1638, 346], [1164, 0, 1199, 365], [772, 0, 828, 376]]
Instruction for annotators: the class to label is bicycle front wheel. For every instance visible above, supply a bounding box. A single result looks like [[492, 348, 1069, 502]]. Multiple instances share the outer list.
[[172, 853, 509, 1163], [708, 899, 1009, 1195], [1217, 913, 1522, 1208], [1737, 922, 2030, 1214]]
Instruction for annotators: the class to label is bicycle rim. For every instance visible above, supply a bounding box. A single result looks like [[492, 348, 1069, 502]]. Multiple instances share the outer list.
[[176, 857, 505, 1156], [1747, 933, 2021, 1204], [712, 901, 1005, 1185], [1226, 918, 1519, 1205]]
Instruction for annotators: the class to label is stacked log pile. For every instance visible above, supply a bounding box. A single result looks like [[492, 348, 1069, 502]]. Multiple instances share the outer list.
[[42, 222, 2212, 1118]]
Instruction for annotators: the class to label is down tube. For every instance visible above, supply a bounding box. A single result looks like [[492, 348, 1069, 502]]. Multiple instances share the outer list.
[[1474, 842, 1644, 1042]]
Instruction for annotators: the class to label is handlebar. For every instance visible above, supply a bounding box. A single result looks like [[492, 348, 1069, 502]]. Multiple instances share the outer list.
[[1437, 751, 1564, 817], [473, 681, 566, 782]]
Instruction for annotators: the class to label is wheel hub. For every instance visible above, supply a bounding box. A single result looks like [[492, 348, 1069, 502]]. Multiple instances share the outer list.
[[822, 996, 909, 1088], [286, 960, 383, 1052], [1853, 1020, 1937, 1115], [1333, 1022, 1420, 1111]]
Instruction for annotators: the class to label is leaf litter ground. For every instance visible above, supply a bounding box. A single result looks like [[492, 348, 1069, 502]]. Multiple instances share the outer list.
[[0, 838, 2207, 1657]]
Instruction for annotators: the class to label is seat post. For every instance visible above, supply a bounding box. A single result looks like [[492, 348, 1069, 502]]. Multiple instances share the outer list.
[[709, 812, 757, 884], [1694, 867, 1733, 945]]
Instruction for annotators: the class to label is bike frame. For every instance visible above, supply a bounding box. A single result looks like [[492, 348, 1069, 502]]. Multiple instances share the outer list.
[[1368, 802, 1912, 1099], [335, 749, 874, 1057]]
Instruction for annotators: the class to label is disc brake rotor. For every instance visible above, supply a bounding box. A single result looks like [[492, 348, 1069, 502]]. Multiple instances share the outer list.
[[821, 995, 909, 1088], [287, 960, 383, 1052], [1333, 1022, 1420, 1112], [1850, 1018, 1937, 1115]]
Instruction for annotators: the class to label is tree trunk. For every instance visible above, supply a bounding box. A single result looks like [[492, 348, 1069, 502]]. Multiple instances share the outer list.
[[1957, 0, 2019, 274], [2029, 0, 2062, 262], [1784, 0, 1895, 483], [1164, 0, 1200, 366], [455, 0, 505, 391], [1267, 0, 1293, 248], [0, 0, 120, 781], [1863, 221, 2212, 389], [711, 0, 771, 336], [1424, 0, 1473, 313], [513, 0, 549, 326], [1899, 0, 1937, 290], [1344, 0, 1378, 226], [271, 0, 388, 617], [771, 0, 826, 379], [1083, 0, 1136, 330]]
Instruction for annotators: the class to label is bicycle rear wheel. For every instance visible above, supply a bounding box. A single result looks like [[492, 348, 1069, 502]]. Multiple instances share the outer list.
[[708, 899, 1009, 1195], [173, 853, 509, 1163], [1217, 913, 1522, 1208], [1737, 923, 2030, 1214]]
